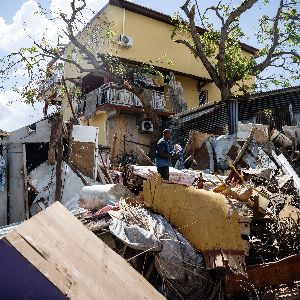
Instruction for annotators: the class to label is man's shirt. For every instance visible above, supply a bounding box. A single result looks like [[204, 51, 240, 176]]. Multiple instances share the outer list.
[[155, 138, 171, 167]]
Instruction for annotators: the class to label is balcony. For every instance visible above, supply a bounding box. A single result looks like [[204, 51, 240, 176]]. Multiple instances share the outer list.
[[77, 83, 166, 114]]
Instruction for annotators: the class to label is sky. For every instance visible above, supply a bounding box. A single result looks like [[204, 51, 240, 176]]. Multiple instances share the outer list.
[[0, 0, 297, 132]]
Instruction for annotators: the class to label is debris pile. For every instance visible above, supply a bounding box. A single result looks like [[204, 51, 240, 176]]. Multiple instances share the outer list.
[[2, 120, 300, 299], [71, 125, 300, 299]]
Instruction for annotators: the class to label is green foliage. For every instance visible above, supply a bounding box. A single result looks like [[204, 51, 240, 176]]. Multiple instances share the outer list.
[[171, 0, 300, 97], [105, 30, 116, 39], [223, 40, 256, 81]]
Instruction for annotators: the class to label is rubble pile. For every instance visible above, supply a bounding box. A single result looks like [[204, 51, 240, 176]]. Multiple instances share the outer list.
[[73, 126, 300, 299], [2, 123, 300, 299]]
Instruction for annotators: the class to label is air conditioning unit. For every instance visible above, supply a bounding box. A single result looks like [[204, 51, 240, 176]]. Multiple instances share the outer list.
[[118, 34, 134, 47], [140, 121, 153, 133]]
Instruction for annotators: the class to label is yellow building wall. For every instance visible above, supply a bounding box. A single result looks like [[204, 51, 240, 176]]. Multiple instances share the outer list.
[[62, 3, 256, 118], [88, 112, 107, 145], [205, 83, 221, 102], [63, 8, 112, 80], [62, 95, 73, 121], [106, 6, 210, 78], [175, 75, 199, 109]]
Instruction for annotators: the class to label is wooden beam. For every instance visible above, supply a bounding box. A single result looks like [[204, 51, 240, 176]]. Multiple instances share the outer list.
[[225, 254, 300, 296]]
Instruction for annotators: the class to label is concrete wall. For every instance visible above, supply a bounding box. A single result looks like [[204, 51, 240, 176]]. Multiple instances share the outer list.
[[107, 111, 152, 159], [1, 118, 52, 224], [7, 143, 26, 224]]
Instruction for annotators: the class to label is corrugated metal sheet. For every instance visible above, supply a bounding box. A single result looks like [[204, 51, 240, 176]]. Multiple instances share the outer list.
[[239, 88, 300, 121], [176, 86, 300, 143], [178, 102, 227, 145], [227, 99, 238, 134]]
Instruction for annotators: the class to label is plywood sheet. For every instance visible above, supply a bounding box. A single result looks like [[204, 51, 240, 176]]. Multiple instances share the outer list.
[[69, 142, 95, 178], [4, 202, 164, 300]]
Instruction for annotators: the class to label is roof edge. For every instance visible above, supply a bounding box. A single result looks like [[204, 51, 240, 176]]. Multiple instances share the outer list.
[[237, 85, 300, 101], [109, 0, 258, 55], [119, 57, 212, 82]]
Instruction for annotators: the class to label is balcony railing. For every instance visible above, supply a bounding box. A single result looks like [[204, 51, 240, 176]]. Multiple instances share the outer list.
[[77, 83, 166, 114]]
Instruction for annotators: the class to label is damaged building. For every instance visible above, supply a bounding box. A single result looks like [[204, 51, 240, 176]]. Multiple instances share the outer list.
[[175, 85, 300, 144], [0, 1, 299, 299]]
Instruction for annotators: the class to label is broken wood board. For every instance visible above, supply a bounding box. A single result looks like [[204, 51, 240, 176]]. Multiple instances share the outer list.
[[272, 151, 300, 195], [226, 254, 300, 294], [69, 142, 96, 178], [184, 131, 213, 156], [69, 125, 98, 179], [0, 202, 165, 300], [279, 205, 300, 221]]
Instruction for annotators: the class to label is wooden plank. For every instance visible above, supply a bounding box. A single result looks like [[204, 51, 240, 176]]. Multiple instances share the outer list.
[[5, 231, 71, 294], [22, 144, 29, 220], [5, 202, 165, 300], [226, 254, 300, 295], [48, 115, 60, 165]]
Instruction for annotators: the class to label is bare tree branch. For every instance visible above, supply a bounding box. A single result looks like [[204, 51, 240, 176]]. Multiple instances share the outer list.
[[181, 1, 220, 87], [252, 0, 284, 74], [218, 0, 258, 89]]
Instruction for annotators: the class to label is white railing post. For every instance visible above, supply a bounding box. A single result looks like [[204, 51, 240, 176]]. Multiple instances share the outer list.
[[87, 86, 166, 111]]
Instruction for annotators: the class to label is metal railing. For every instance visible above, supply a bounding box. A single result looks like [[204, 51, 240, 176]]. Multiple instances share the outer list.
[[78, 83, 166, 114]]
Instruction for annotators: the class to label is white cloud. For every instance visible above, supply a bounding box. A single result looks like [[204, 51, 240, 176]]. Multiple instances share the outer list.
[[0, 0, 108, 131], [0, 0, 57, 52], [0, 0, 108, 52], [0, 90, 48, 132]]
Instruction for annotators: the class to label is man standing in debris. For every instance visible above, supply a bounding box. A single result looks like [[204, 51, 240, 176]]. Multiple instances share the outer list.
[[156, 129, 174, 180]]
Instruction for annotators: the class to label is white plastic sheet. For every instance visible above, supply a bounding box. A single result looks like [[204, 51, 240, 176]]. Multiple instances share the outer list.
[[109, 202, 213, 299]]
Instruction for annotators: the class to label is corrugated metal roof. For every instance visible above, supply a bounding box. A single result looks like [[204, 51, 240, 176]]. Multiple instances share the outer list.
[[176, 86, 300, 142]]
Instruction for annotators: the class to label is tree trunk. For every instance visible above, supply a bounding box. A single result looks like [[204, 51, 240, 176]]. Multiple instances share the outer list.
[[55, 114, 63, 202], [136, 89, 162, 158], [48, 115, 60, 165]]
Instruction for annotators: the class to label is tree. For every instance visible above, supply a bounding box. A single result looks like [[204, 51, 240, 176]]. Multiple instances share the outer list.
[[172, 0, 300, 133], [0, 0, 166, 158]]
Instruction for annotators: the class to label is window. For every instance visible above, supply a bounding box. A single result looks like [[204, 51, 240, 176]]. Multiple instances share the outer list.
[[92, 27, 99, 44], [72, 48, 77, 62], [199, 90, 208, 105]]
